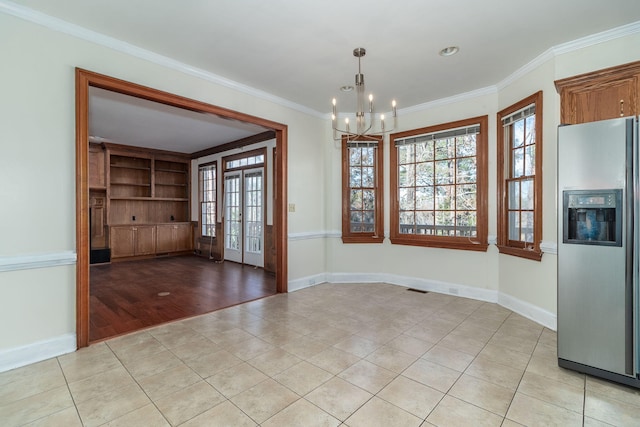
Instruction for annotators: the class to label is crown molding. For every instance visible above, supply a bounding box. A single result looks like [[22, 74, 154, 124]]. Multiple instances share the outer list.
[[552, 20, 640, 56], [0, 0, 324, 119], [399, 85, 499, 116], [2, 1, 638, 120], [497, 21, 640, 91]]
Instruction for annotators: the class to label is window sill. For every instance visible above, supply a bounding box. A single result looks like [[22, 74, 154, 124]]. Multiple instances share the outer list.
[[390, 236, 488, 252], [342, 235, 385, 244], [497, 245, 543, 261]]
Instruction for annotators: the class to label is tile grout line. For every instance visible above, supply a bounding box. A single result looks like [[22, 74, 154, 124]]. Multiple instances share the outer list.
[[429, 301, 513, 424], [104, 337, 179, 426]]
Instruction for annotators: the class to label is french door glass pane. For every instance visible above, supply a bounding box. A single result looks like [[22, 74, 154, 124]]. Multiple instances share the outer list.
[[244, 172, 262, 254], [225, 176, 241, 251]]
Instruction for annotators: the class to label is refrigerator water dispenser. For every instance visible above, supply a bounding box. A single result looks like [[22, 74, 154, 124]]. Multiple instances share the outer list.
[[563, 189, 622, 246]]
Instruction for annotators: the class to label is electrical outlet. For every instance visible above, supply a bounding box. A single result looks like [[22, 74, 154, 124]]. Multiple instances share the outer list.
[[288, 203, 296, 212]]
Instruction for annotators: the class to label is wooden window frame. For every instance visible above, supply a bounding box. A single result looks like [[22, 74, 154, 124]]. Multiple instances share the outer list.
[[223, 147, 266, 171], [497, 91, 543, 261], [199, 161, 217, 238], [342, 136, 384, 243], [389, 116, 489, 251]]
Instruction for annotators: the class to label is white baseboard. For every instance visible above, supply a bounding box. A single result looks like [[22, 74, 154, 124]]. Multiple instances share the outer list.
[[289, 272, 557, 331], [0, 333, 76, 373], [498, 292, 557, 331], [288, 273, 330, 292]]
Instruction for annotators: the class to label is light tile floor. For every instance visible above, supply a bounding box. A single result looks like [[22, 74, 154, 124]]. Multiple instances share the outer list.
[[2, 283, 640, 426]]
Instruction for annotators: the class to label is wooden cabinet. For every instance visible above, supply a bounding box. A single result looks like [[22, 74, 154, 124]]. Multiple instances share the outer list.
[[156, 223, 193, 253], [555, 61, 640, 124], [101, 144, 192, 261], [110, 225, 156, 258], [89, 191, 107, 249], [89, 143, 106, 189], [111, 224, 191, 258]]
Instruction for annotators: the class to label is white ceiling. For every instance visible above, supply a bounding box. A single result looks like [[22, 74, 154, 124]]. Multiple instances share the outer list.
[[6, 0, 640, 152], [88, 87, 269, 153]]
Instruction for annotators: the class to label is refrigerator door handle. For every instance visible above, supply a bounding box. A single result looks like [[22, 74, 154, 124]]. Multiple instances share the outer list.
[[625, 117, 635, 376], [634, 116, 640, 377]]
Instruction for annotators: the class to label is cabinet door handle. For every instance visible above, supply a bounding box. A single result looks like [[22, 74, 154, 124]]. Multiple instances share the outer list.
[[620, 99, 624, 116]]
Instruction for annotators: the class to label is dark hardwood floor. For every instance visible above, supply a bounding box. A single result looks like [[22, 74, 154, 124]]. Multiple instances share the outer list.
[[89, 255, 276, 342]]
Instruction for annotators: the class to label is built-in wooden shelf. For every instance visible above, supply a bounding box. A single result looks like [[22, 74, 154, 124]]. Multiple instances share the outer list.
[[88, 144, 192, 262]]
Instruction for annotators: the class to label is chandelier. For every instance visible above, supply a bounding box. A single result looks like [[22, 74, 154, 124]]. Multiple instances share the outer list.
[[332, 47, 397, 141]]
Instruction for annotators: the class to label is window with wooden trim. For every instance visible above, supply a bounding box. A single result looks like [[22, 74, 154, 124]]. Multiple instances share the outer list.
[[342, 137, 384, 243], [199, 162, 216, 237], [497, 91, 543, 260], [224, 149, 265, 170], [390, 116, 488, 251]]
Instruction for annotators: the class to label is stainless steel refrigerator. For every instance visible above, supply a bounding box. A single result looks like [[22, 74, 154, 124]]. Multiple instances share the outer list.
[[557, 116, 640, 388]]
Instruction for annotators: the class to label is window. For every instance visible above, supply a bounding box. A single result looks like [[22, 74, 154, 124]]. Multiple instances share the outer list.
[[225, 153, 264, 169], [342, 137, 384, 243], [199, 162, 216, 237], [497, 91, 543, 260], [390, 116, 488, 251]]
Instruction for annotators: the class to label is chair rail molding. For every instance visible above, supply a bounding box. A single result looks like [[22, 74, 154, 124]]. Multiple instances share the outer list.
[[0, 251, 77, 273]]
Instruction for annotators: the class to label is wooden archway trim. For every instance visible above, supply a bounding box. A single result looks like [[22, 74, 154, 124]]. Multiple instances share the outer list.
[[75, 68, 288, 348]]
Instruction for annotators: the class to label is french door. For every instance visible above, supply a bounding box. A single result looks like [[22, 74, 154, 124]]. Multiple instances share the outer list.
[[224, 168, 264, 267]]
